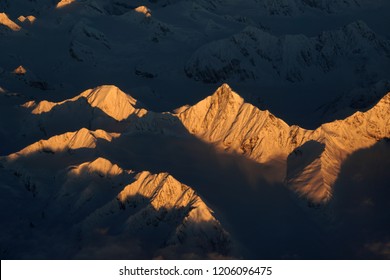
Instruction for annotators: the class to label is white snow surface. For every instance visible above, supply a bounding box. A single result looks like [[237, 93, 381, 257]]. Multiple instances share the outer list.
[[178, 84, 390, 202], [32, 85, 144, 121], [1, 0, 390, 260], [185, 21, 390, 83]]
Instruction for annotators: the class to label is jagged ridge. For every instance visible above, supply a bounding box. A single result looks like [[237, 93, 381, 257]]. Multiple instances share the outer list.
[[0, 12, 21, 31], [178, 84, 390, 203], [185, 21, 390, 83], [6, 128, 119, 161], [178, 84, 309, 163], [18, 83, 390, 203], [31, 85, 146, 121], [1, 151, 232, 258]]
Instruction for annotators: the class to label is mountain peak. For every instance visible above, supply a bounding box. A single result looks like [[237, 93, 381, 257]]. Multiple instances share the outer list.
[[213, 83, 242, 101], [178, 84, 244, 136], [80, 85, 141, 121], [199, 84, 245, 113], [56, 0, 76, 9], [6, 128, 119, 161], [17, 15, 36, 24], [67, 128, 99, 150], [375, 92, 390, 106], [345, 20, 371, 32], [341, 91, 390, 135], [342, 20, 376, 40], [178, 85, 296, 164], [70, 157, 124, 178], [288, 91, 390, 203], [134, 6, 152, 17], [115, 170, 231, 257], [118, 171, 214, 222], [0, 13, 21, 31], [12, 65, 27, 75], [31, 85, 144, 121], [219, 83, 232, 91]]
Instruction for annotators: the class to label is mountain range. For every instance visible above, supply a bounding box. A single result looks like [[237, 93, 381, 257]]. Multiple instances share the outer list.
[[0, 0, 389, 259], [1, 84, 389, 259]]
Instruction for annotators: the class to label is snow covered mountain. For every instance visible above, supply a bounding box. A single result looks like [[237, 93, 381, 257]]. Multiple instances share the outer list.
[[0, 0, 388, 126], [30, 85, 143, 121], [12, 83, 390, 204], [178, 84, 306, 164], [288, 92, 390, 202], [1, 82, 389, 259], [1, 0, 389, 260], [6, 82, 390, 202], [1, 133, 231, 259], [316, 79, 390, 123], [178, 84, 390, 203], [17, 85, 182, 149], [56, 0, 77, 9], [0, 12, 21, 32], [185, 21, 390, 83]]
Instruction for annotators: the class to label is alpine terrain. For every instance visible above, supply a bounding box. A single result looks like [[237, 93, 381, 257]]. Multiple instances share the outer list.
[[0, 0, 389, 259]]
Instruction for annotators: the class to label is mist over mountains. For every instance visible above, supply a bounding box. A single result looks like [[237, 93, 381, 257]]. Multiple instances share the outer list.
[[0, 0, 389, 259]]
